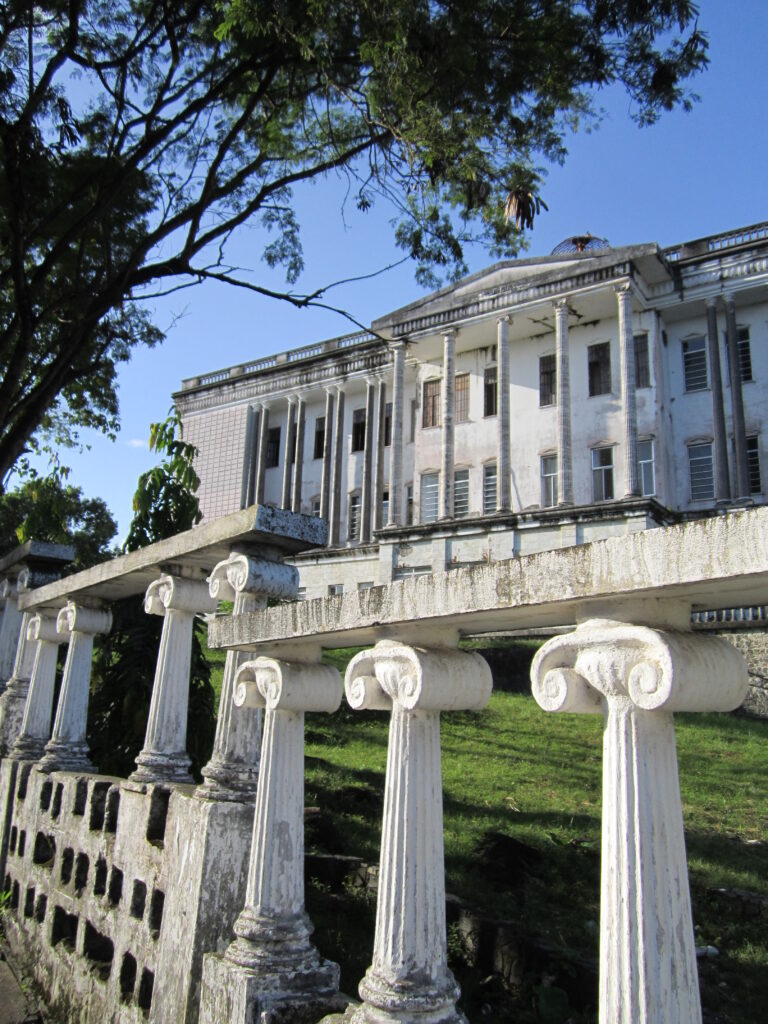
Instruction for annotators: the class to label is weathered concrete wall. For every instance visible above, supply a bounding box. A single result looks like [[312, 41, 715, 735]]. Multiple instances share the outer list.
[[0, 762, 253, 1023]]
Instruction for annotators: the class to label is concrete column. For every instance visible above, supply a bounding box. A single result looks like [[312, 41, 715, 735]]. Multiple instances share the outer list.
[[329, 387, 345, 545], [242, 405, 260, 508], [387, 341, 406, 527], [725, 293, 750, 498], [11, 612, 63, 761], [373, 379, 387, 532], [497, 316, 511, 511], [360, 379, 376, 544], [281, 397, 297, 510], [532, 618, 748, 1024], [38, 602, 112, 773], [198, 554, 299, 802], [344, 640, 492, 1024], [254, 403, 270, 505], [0, 579, 23, 691], [554, 299, 573, 504], [706, 300, 731, 501], [616, 284, 639, 497], [0, 575, 37, 755], [319, 388, 335, 522], [199, 655, 344, 1023], [130, 575, 218, 785], [440, 330, 456, 519], [292, 395, 306, 514]]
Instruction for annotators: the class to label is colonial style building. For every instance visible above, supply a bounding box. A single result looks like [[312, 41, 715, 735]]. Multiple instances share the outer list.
[[175, 220, 768, 598]]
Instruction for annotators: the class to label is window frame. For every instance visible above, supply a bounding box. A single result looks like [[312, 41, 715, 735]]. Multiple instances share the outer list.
[[347, 492, 362, 539], [687, 442, 715, 501], [634, 333, 651, 389], [539, 354, 556, 407], [455, 373, 470, 423], [747, 436, 762, 494], [540, 454, 558, 507], [265, 426, 281, 468], [482, 463, 497, 514], [313, 416, 326, 460], [453, 468, 470, 518], [588, 342, 612, 397], [420, 472, 439, 524], [351, 408, 366, 452], [591, 446, 614, 502], [682, 335, 708, 392], [422, 379, 441, 429], [637, 439, 655, 497]]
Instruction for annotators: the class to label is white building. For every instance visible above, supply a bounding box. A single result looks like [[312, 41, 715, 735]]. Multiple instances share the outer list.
[[175, 221, 768, 598]]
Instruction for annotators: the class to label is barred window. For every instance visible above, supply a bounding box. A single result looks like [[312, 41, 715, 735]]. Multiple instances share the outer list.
[[420, 473, 439, 523], [588, 343, 611, 397], [682, 336, 707, 392], [747, 437, 761, 494], [539, 355, 556, 406], [455, 374, 470, 422], [483, 463, 497, 513], [454, 469, 469, 517], [422, 379, 441, 428], [348, 493, 361, 539], [634, 333, 651, 389], [484, 366, 497, 416], [688, 443, 714, 501]]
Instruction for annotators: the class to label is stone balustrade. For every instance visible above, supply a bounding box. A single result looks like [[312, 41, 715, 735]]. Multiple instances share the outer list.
[[0, 505, 763, 1023]]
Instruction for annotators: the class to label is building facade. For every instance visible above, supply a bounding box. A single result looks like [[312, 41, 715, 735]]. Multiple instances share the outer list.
[[175, 221, 768, 598]]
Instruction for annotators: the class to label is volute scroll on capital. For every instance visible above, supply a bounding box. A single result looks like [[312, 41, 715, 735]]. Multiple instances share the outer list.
[[233, 657, 342, 714], [56, 601, 112, 637], [144, 574, 218, 616], [345, 639, 492, 713], [207, 552, 298, 603], [26, 612, 63, 645], [531, 619, 748, 715]]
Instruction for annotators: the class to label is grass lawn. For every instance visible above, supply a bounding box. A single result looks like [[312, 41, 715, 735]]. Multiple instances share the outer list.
[[295, 645, 768, 1024]]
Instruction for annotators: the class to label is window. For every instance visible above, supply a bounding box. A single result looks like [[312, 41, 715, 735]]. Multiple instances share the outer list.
[[682, 336, 707, 392], [747, 437, 762, 494], [358, 581, 374, 591], [406, 483, 414, 525], [484, 366, 497, 416], [266, 427, 281, 468], [296, 587, 307, 600], [454, 469, 469, 517], [592, 447, 614, 501], [541, 455, 558, 507], [351, 409, 366, 452], [422, 379, 441, 428], [328, 583, 343, 596], [634, 333, 651, 389], [311, 497, 321, 516], [726, 326, 753, 384], [383, 403, 392, 446], [313, 416, 325, 460], [539, 355, 556, 406], [688, 443, 714, 501], [381, 490, 389, 524], [420, 473, 439, 523], [588, 343, 611, 397], [483, 463, 497, 513], [637, 440, 655, 496], [455, 374, 470, 422], [409, 398, 417, 442], [348, 493, 361, 539]]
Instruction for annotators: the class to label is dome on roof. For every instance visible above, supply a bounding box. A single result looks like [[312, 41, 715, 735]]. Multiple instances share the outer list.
[[551, 233, 610, 256]]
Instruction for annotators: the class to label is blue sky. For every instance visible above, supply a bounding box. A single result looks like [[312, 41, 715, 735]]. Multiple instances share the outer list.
[[25, 0, 768, 541]]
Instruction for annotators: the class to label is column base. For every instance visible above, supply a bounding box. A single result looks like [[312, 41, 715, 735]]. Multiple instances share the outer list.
[[347, 968, 466, 1024], [199, 944, 345, 1024], [196, 758, 259, 803], [9, 735, 47, 762], [129, 750, 192, 786], [37, 740, 94, 775]]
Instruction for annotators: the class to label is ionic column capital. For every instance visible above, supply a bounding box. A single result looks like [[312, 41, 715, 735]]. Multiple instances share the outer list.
[[56, 602, 112, 638], [553, 297, 569, 312], [234, 657, 341, 714], [345, 640, 492, 713], [441, 326, 458, 340], [208, 553, 297, 603], [27, 612, 64, 645], [614, 281, 633, 298], [144, 575, 217, 617], [531, 619, 748, 715], [496, 313, 512, 326]]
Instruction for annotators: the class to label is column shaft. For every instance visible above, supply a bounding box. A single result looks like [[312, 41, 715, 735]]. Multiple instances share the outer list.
[[725, 295, 749, 498], [387, 342, 406, 527], [281, 399, 297, 510], [0, 582, 22, 688], [329, 388, 345, 545], [497, 317, 511, 511], [12, 614, 62, 761], [555, 300, 573, 504], [617, 285, 639, 497], [242, 405, 259, 508], [292, 396, 306, 513], [254, 404, 270, 505], [440, 331, 456, 519], [319, 389, 335, 522], [0, 609, 37, 755], [360, 380, 376, 543], [706, 301, 730, 501], [373, 380, 387, 532]]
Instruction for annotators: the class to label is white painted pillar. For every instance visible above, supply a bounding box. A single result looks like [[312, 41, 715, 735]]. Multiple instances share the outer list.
[[205, 655, 343, 1021], [706, 300, 730, 501], [387, 341, 406, 527], [0, 578, 23, 692], [320, 388, 335, 522], [329, 387, 345, 545], [130, 575, 218, 785], [616, 284, 639, 497], [373, 378, 387, 532], [0, 571, 38, 755], [198, 554, 298, 802], [344, 640, 492, 1024], [281, 397, 298, 510], [497, 316, 511, 511], [531, 617, 748, 1024], [360, 378, 377, 544], [554, 299, 573, 504], [254, 402, 270, 506], [39, 603, 112, 773], [11, 612, 63, 761], [440, 330, 456, 519], [724, 293, 749, 498], [292, 395, 306, 513]]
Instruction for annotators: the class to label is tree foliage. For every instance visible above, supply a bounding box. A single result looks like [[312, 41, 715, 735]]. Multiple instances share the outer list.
[[0, 0, 708, 483], [0, 475, 117, 569], [88, 413, 214, 779]]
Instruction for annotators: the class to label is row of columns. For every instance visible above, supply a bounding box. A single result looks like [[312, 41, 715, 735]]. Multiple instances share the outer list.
[[709, 293, 750, 501], [198, 613, 746, 1024]]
